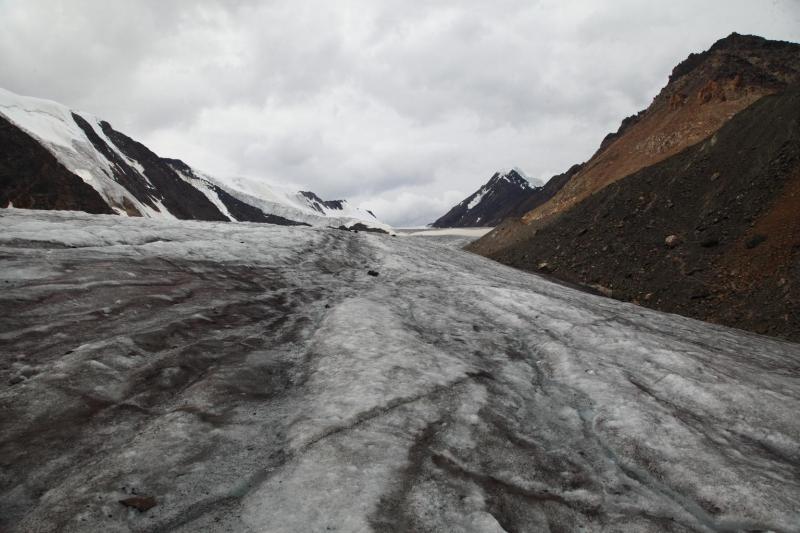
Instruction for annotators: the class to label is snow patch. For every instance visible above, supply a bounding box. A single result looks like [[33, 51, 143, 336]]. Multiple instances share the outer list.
[[467, 189, 487, 210]]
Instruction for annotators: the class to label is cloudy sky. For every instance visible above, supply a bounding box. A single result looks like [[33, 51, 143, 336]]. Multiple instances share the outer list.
[[2, 0, 799, 225]]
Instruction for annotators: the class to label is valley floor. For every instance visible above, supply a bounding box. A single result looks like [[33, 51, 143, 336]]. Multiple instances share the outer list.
[[1, 210, 799, 532], [395, 227, 494, 249]]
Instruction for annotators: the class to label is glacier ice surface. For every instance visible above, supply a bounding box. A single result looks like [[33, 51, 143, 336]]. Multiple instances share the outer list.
[[0, 209, 798, 532]]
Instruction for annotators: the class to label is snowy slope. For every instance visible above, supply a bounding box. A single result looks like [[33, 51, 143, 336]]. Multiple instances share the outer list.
[[0, 87, 169, 218], [209, 174, 392, 232], [0, 87, 390, 230], [2, 208, 799, 532]]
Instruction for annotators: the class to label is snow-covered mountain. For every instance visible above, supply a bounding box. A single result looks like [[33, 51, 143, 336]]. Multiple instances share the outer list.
[[0, 87, 391, 232], [200, 173, 385, 229], [431, 168, 546, 227]]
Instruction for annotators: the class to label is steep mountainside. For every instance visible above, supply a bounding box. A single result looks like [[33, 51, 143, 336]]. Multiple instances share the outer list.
[[474, 89, 800, 342], [432, 168, 567, 228], [520, 33, 800, 225], [0, 115, 113, 215], [0, 88, 389, 231]]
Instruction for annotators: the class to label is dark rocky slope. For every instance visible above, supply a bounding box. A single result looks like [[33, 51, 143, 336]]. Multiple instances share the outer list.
[[473, 89, 800, 342], [432, 168, 574, 228], [300, 191, 346, 212], [0, 116, 113, 214], [512, 163, 583, 218], [432, 169, 531, 227], [98, 123, 230, 221], [163, 159, 309, 226], [71, 113, 159, 216]]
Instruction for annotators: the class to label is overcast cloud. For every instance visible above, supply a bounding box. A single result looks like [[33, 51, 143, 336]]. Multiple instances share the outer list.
[[2, 0, 799, 226]]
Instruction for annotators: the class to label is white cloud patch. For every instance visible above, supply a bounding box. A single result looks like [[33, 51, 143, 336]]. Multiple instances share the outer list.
[[1, 0, 799, 225]]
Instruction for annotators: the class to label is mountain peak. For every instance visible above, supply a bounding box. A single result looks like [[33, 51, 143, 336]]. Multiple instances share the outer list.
[[488, 169, 530, 189], [668, 32, 800, 84], [489, 167, 544, 189], [431, 167, 557, 227], [708, 32, 788, 52]]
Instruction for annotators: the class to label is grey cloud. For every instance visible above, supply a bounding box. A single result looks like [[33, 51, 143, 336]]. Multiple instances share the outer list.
[[1, 0, 799, 226]]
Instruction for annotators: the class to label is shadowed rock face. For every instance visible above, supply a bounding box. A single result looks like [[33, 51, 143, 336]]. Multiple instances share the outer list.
[[162, 159, 310, 226], [71, 113, 160, 214], [211, 184, 311, 226], [0, 116, 113, 214], [300, 191, 346, 213], [432, 168, 579, 228], [472, 89, 800, 342], [98, 123, 230, 222], [432, 170, 533, 228], [510, 163, 583, 219], [1, 209, 799, 532]]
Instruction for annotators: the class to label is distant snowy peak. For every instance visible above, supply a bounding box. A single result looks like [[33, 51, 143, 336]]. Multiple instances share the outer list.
[[462, 169, 538, 210], [431, 167, 545, 228], [491, 167, 543, 189], [0, 87, 390, 232], [205, 175, 393, 232], [298, 191, 377, 220], [466, 169, 537, 210]]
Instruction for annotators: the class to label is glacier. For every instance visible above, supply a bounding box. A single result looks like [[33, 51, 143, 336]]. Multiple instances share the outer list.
[[0, 209, 798, 532]]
